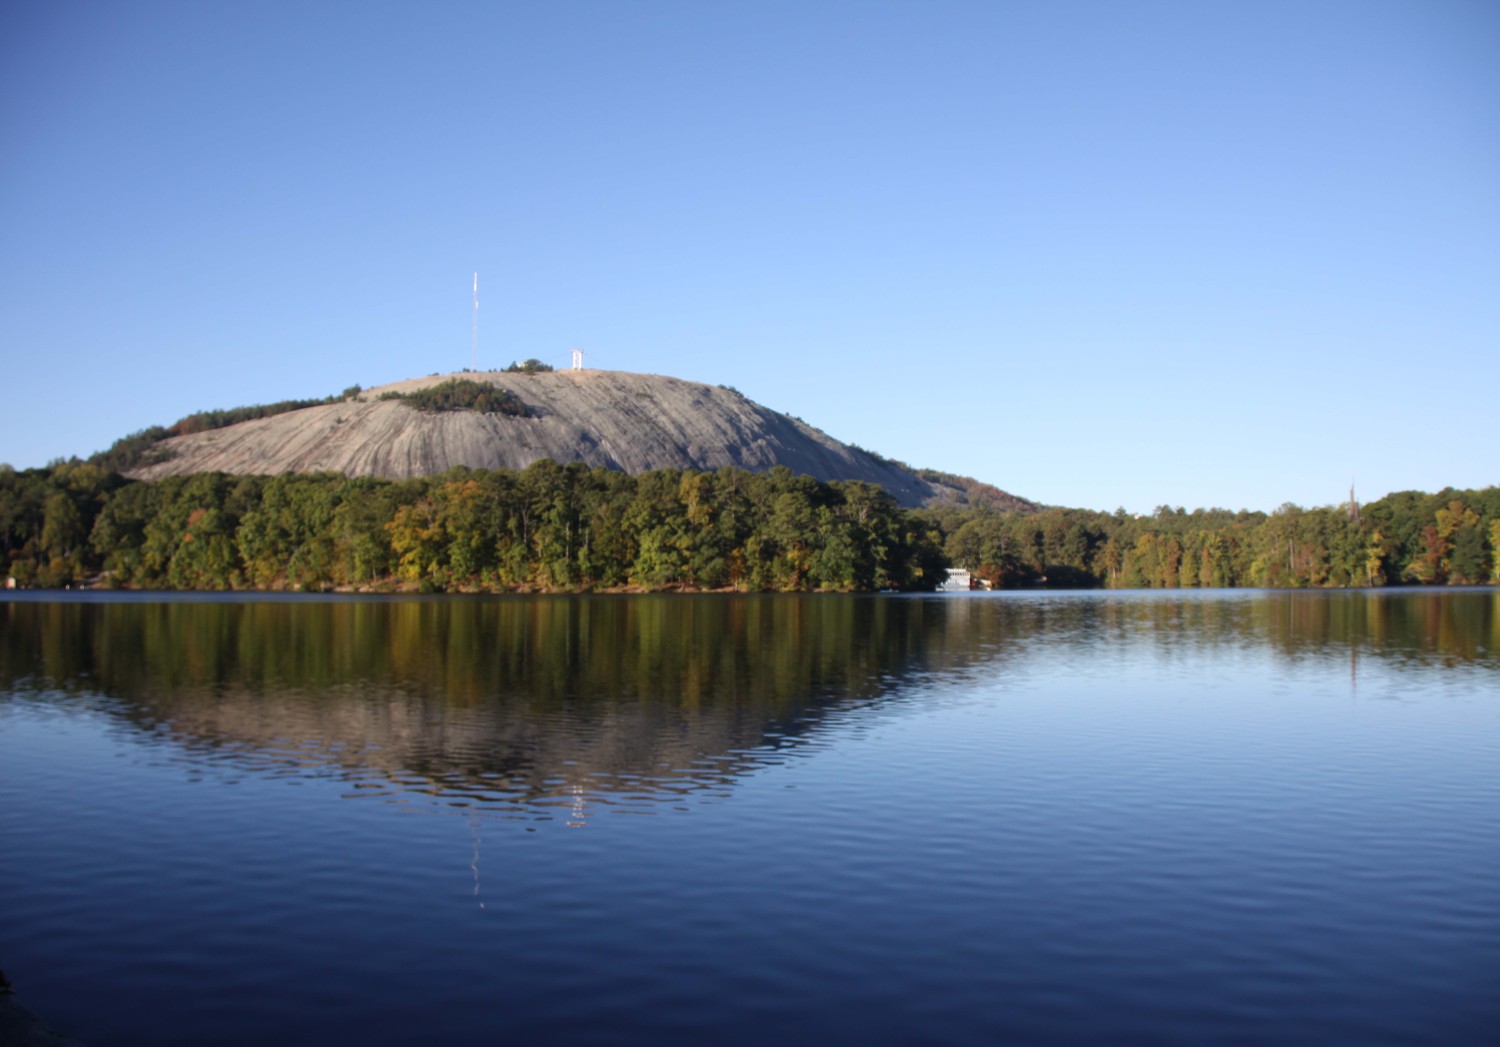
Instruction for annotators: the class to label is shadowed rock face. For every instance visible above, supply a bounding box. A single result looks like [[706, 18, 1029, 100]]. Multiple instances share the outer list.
[[127, 370, 967, 507]]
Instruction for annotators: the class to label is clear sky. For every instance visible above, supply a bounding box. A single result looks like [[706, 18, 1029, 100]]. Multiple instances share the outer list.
[[3, 0, 1496, 513]]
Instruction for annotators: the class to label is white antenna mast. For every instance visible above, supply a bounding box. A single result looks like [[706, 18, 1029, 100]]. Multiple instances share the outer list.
[[471, 273, 478, 371]]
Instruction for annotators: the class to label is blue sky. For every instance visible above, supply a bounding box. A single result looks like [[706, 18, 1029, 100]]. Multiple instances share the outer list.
[[3, 0, 1496, 513]]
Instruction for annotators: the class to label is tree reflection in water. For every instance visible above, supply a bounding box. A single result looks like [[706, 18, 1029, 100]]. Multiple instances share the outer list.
[[1, 590, 1494, 821]]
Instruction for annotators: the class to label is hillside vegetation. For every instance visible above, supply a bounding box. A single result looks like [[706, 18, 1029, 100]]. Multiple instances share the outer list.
[[3, 458, 1496, 593], [377, 378, 527, 416]]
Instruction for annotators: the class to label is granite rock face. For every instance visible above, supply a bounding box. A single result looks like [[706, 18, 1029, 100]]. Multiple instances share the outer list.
[[129, 370, 980, 507]]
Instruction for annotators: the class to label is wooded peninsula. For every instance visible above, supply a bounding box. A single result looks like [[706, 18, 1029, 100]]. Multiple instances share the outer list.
[[3, 460, 1496, 592]]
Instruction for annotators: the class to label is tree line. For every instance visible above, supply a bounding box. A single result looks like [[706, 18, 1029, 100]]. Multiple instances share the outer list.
[[0, 461, 944, 592], [923, 488, 1500, 589], [1, 459, 1495, 591]]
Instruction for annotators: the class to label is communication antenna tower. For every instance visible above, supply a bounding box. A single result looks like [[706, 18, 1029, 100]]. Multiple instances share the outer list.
[[571, 348, 584, 371], [471, 273, 479, 371]]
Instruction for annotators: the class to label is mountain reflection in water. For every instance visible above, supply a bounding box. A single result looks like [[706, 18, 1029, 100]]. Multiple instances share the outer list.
[[1, 590, 1495, 823], [3, 589, 1499, 1047]]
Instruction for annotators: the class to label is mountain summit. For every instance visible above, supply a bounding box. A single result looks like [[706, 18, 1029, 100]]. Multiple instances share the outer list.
[[126, 369, 1031, 510]]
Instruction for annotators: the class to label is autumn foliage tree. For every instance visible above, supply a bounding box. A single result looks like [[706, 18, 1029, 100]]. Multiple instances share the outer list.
[[3, 462, 1497, 593]]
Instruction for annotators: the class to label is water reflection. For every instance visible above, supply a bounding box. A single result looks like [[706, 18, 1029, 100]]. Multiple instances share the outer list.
[[1, 590, 1495, 821], [1, 595, 1006, 822]]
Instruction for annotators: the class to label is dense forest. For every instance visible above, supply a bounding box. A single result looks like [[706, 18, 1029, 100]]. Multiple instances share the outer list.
[[0, 461, 944, 592], [925, 488, 1500, 590], [0, 459, 1495, 592]]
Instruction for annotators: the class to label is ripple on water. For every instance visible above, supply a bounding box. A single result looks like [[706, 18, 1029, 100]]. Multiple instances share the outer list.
[[3, 591, 1499, 1045]]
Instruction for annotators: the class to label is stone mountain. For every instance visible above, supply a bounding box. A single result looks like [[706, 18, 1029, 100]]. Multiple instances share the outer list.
[[127, 369, 1033, 511]]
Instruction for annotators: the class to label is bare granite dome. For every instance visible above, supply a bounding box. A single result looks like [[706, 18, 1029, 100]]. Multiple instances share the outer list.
[[126, 369, 982, 506]]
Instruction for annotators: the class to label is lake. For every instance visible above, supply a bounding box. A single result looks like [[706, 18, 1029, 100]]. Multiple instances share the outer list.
[[1, 590, 1497, 1045]]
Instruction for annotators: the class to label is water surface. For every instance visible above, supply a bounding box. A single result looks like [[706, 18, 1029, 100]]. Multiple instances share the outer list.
[[2, 590, 1497, 1044]]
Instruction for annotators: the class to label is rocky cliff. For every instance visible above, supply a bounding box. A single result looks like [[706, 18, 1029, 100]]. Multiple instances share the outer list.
[[127, 369, 1031, 509]]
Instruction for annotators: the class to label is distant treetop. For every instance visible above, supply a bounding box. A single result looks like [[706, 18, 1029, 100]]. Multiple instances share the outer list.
[[505, 359, 554, 373]]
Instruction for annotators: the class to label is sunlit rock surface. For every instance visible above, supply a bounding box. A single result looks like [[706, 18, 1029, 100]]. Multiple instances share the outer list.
[[125, 370, 1032, 509]]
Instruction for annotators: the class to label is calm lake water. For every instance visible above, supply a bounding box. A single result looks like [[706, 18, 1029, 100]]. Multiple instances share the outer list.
[[2, 590, 1497, 1045]]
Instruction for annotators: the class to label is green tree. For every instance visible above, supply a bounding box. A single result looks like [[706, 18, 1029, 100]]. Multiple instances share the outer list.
[[1436, 500, 1483, 584], [386, 498, 443, 586], [39, 491, 86, 585]]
